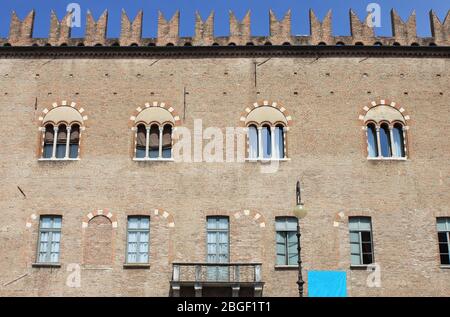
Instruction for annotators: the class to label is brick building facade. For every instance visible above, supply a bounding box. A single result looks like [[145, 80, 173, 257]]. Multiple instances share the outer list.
[[0, 8, 449, 297]]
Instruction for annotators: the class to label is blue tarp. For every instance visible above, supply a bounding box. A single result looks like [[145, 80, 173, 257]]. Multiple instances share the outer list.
[[307, 271, 347, 297]]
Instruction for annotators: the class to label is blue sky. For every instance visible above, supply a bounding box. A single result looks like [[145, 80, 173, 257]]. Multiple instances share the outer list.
[[0, 0, 448, 38]]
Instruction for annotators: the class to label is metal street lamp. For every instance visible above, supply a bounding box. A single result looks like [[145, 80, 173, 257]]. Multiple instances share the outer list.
[[292, 180, 307, 297]]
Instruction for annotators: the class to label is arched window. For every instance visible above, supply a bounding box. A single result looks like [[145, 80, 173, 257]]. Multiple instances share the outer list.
[[244, 104, 289, 161], [162, 124, 172, 159], [363, 103, 407, 159], [40, 104, 84, 160], [43, 124, 55, 159], [274, 125, 285, 159], [262, 125, 272, 159], [379, 123, 391, 157], [392, 123, 405, 157], [133, 105, 177, 161], [56, 124, 68, 159], [149, 124, 160, 158], [135, 124, 146, 158], [248, 125, 258, 159], [366, 123, 378, 158]]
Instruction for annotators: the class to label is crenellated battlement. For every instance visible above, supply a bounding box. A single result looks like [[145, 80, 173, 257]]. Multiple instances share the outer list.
[[2, 9, 449, 47]]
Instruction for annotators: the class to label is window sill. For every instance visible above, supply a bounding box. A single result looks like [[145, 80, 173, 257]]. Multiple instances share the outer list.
[[350, 265, 370, 270], [32, 263, 61, 268], [133, 158, 174, 162], [367, 157, 407, 161], [123, 263, 151, 269], [38, 158, 79, 161], [275, 265, 299, 270], [245, 158, 291, 162], [440, 265, 450, 269]]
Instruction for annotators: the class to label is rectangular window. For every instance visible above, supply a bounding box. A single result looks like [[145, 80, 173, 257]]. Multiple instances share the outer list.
[[206, 216, 229, 281], [437, 218, 450, 265], [37, 216, 62, 263], [276, 217, 298, 266], [127, 216, 150, 263], [349, 217, 374, 266]]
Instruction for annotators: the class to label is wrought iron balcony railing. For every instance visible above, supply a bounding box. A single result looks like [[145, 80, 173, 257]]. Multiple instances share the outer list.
[[171, 262, 262, 284]]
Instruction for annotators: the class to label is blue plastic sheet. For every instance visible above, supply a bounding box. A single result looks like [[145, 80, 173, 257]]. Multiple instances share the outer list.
[[307, 271, 347, 297]]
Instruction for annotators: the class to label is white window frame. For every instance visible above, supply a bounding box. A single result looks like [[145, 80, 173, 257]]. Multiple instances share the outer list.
[[246, 123, 289, 162], [36, 215, 62, 264], [437, 218, 450, 267], [133, 123, 174, 162], [349, 217, 374, 267], [39, 123, 81, 161], [126, 216, 150, 264], [365, 121, 407, 161]]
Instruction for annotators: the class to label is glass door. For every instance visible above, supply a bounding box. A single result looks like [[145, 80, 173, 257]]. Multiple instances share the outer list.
[[206, 217, 229, 281]]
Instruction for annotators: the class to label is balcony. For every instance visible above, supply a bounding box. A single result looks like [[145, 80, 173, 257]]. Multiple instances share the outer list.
[[170, 262, 264, 297]]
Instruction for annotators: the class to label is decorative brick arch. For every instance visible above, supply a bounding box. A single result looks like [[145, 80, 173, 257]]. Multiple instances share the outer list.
[[152, 208, 175, 228], [239, 100, 293, 127], [128, 101, 182, 128], [38, 100, 88, 126], [82, 209, 117, 229], [358, 99, 411, 158], [233, 209, 267, 228], [358, 99, 411, 126], [25, 213, 39, 229], [239, 101, 293, 159], [37, 101, 88, 159]]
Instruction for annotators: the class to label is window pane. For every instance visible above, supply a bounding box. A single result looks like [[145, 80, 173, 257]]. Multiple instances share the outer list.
[[361, 231, 372, 243], [218, 218, 229, 230], [437, 218, 450, 232], [128, 253, 137, 263], [43, 144, 53, 158], [438, 232, 448, 243], [361, 242, 372, 253], [128, 217, 139, 229], [69, 144, 79, 159], [351, 254, 361, 265], [350, 242, 361, 254], [261, 126, 271, 159], [276, 232, 287, 264], [139, 231, 149, 244], [274, 126, 284, 159], [362, 253, 373, 264], [287, 232, 298, 265], [207, 217, 229, 265], [140, 217, 150, 230], [367, 123, 378, 157], [439, 243, 449, 254], [392, 124, 405, 157], [349, 232, 360, 243], [128, 232, 137, 243], [358, 218, 372, 231], [276, 217, 297, 231], [56, 144, 66, 158], [379, 124, 392, 157], [136, 148, 146, 158], [441, 254, 450, 265], [40, 217, 52, 229], [149, 125, 159, 158], [248, 125, 258, 159], [162, 125, 172, 158], [53, 217, 62, 229], [139, 253, 148, 263]]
